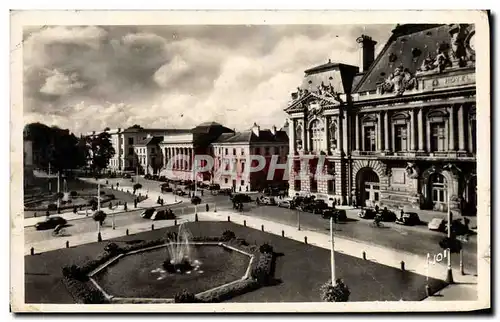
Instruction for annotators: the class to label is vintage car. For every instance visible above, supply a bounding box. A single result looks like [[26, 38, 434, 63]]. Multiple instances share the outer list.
[[260, 196, 277, 206], [35, 216, 67, 230], [358, 208, 378, 219], [277, 199, 294, 209], [396, 212, 421, 226], [322, 209, 348, 221], [140, 207, 156, 219], [191, 196, 202, 205]]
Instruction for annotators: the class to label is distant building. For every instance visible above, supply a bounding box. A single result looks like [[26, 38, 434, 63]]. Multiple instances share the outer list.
[[285, 24, 477, 215], [212, 123, 289, 192]]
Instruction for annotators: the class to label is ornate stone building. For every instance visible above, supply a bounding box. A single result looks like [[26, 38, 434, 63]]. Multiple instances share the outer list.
[[285, 24, 477, 215]]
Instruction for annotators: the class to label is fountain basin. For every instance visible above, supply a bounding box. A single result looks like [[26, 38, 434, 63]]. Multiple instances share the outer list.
[[90, 243, 253, 300]]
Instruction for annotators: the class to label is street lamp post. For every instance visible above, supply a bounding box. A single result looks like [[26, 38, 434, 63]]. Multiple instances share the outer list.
[[97, 183, 101, 234], [297, 208, 301, 231], [446, 187, 454, 284], [330, 216, 336, 286]]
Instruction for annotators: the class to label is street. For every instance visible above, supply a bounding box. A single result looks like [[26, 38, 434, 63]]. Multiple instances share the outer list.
[[26, 176, 477, 275]]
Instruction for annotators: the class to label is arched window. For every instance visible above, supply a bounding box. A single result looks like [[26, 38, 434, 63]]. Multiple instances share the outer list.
[[391, 112, 409, 152], [309, 119, 324, 152]]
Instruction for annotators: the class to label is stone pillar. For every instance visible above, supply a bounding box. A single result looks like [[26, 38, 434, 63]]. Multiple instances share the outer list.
[[302, 119, 308, 153], [458, 105, 465, 151], [289, 119, 296, 155], [338, 113, 344, 154], [355, 114, 360, 151], [449, 106, 455, 151], [324, 117, 330, 153], [384, 111, 390, 152], [377, 112, 382, 151], [342, 112, 348, 155], [410, 109, 416, 151], [418, 108, 424, 152]]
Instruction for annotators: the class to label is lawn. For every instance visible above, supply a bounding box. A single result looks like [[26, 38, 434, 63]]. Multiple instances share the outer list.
[[25, 222, 447, 303]]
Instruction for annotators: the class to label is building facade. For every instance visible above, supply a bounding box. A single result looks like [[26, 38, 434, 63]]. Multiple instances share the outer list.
[[212, 123, 289, 192], [285, 24, 477, 216]]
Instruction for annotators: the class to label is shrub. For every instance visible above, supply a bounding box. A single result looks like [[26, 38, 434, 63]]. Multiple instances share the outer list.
[[197, 279, 260, 303], [104, 242, 122, 254], [99, 190, 105, 195], [47, 203, 57, 211], [93, 210, 107, 224], [70, 191, 78, 197], [221, 230, 236, 241], [174, 290, 198, 303], [320, 279, 351, 302], [133, 183, 142, 193], [73, 206, 78, 214], [259, 243, 274, 254], [250, 252, 274, 285], [62, 265, 87, 281], [62, 276, 107, 304]]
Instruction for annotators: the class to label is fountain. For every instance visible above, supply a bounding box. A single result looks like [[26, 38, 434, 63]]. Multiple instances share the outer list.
[[161, 223, 201, 274]]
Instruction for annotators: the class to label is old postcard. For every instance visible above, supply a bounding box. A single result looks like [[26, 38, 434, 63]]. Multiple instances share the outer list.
[[10, 10, 491, 313]]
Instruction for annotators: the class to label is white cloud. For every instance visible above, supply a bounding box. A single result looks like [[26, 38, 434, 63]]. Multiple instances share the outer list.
[[39, 69, 86, 96]]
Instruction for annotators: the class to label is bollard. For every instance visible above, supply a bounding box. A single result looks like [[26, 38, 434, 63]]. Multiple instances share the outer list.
[[151, 224, 154, 231], [30, 247, 34, 255], [126, 229, 129, 236], [243, 220, 246, 227], [214, 205, 217, 213], [362, 251, 366, 260], [400, 261, 405, 271], [261, 225, 264, 231], [66, 241, 69, 248], [97, 232, 102, 242], [227, 216, 230, 222], [195, 213, 199, 222], [174, 219, 177, 226], [281, 230, 285, 237], [34, 212, 37, 217], [304, 236, 308, 244], [426, 285, 432, 297], [460, 249, 464, 275]]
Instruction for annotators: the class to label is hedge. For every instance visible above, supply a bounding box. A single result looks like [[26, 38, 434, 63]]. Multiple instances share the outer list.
[[62, 276, 108, 304], [197, 279, 260, 303], [250, 252, 274, 285]]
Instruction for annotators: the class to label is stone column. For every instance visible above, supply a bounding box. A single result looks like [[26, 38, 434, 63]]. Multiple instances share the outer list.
[[418, 108, 424, 152], [289, 119, 296, 155], [338, 113, 344, 154], [324, 117, 329, 153], [377, 112, 382, 151], [342, 112, 348, 154], [449, 106, 455, 151], [355, 114, 360, 151], [410, 109, 416, 151], [302, 119, 308, 153], [384, 111, 390, 152], [458, 104, 465, 151]]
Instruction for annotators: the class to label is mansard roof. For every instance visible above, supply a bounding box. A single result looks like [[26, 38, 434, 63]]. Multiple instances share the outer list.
[[301, 61, 359, 95], [353, 24, 474, 93]]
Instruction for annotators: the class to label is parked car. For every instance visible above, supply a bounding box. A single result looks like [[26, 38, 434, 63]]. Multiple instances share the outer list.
[[428, 218, 445, 231], [209, 183, 221, 191], [358, 208, 377, 219], [219, 188, 232, 195], [191, 196, 202, 205], [376, 209, 397, 222], [174, 189, 186, 196], [261, 196, 276, 206], [151, 209, 176, 221], [277, 199, 293, 209], [322, 209, 348, 221], [35, 216, 67, 230], [310, 200, 329, 214], [231, 193, 252, 203], [140, 207, 156, 219], [396, 212, 421, 226], [163, 187, 173, 192]]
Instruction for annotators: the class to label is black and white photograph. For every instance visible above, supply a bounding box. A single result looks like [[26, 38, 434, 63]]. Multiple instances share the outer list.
[[9, 10, 491, 313]]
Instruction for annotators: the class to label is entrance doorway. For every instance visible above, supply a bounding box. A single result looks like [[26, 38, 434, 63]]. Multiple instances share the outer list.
[[358, 169, 380, 207], [465, 176, 477, 215], [429, 173, 447, 211]]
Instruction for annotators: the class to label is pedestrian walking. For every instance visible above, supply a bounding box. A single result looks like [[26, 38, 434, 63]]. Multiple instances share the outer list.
[[206, 203, 209, 212]]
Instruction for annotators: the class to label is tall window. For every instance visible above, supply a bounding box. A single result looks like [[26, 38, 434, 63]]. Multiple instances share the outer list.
[[294, 179, 301, 191], [128, 147, 134, 155], [310, 177, 318, 193], [364, 126, 376, 151], [128, 137, 134, 145], [431, 173, 447, 203], [233, 148, 236, 155], [430, 122, 446, 152], [394, 124, 408, 151], [309, 119, 324, 152], [327, 161, 335, 194], [225, 148, 228, 155]]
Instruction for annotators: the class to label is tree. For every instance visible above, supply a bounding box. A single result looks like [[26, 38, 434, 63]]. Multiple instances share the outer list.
[[133, 183, 142, 194], [320, 279, 351, 302], [87, 131, 115, 175], [92, 210, 107, 230]]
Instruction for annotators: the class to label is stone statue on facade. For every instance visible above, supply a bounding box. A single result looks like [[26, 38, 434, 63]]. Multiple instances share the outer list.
[[449, 24, 469, 67], [379, 65, 418, 96], [405, 162, 419, 179], [329, 120, 338, 151]]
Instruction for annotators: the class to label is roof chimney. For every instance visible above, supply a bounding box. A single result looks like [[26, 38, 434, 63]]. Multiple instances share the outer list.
[[270, 125, 277, 135], [356, 35, 377, 73], [252, 122, 260, 137]]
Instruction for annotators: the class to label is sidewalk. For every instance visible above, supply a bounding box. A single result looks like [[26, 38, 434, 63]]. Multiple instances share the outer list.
[[25, 208, 477, 301]]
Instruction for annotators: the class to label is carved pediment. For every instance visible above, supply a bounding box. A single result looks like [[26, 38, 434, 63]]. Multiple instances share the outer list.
[[377, 64, 418, 96], [286, 90, 342, 113]]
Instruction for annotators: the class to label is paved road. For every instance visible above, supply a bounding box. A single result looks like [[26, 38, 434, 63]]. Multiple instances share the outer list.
[[242, 204, 477, 275], [26, 176, 477, 275]]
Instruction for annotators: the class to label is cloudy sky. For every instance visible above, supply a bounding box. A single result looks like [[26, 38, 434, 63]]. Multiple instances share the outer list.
[[23, 24, 394, 135]]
